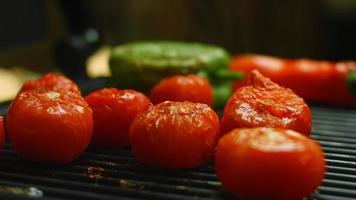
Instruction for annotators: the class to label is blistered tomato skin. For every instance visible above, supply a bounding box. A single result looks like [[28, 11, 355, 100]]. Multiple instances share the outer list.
[[221, 70, 312, 136], [0, 116, 4, 153], [85, 88, 151, 148], [6, 90, 93, 163], [215, 128, 325, 200], [150, 75, 213, 107], [130, 101, 220, 169], [20, 73, 81, 95]]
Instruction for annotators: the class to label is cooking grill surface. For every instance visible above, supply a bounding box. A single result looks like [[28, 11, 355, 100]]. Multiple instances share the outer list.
[[0, 102, 355, 200]]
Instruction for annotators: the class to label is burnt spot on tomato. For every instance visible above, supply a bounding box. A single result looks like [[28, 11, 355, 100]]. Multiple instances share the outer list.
[[46, 91, 60, 99]]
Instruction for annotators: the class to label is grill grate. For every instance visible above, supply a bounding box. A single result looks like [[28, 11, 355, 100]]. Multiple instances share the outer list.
[[0, 102, 356, 199]]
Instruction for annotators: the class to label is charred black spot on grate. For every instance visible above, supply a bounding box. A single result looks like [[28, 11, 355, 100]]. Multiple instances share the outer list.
[[0, 103, 356, 199]]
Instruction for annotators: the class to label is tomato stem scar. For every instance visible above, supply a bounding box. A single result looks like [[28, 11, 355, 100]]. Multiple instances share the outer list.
[[46, 91, 60, 99]]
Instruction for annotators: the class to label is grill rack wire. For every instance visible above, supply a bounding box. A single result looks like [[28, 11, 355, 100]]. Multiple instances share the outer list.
[[0, 96, 355, 200]]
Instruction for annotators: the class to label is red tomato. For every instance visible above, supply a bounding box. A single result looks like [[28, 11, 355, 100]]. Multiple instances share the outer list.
[[20, 73, 81, 95], [150, 75, 213, 106], [130, 101, 220, 169], [215, 127, 325, 200], [0, 116, 4, 154], [85, 88, 151, 148], [6, 89, 93, 163], [221, 70, 311, 136]]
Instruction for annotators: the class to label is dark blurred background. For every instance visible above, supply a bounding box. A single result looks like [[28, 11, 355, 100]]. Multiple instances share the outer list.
[[0, 0, 355, 79]]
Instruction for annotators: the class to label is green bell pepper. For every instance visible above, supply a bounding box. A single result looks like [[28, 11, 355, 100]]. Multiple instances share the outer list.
[[109, 41, 242, 108]]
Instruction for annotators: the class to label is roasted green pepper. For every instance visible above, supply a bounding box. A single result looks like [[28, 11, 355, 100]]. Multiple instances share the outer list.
[[109, 41, 242, 108]]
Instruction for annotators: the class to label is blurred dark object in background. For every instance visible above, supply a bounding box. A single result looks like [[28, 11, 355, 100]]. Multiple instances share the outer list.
[[0, 0, 46, 51], [55, 0, 100, 79], [0, 0, 355, 79], [320, 0, 356, 60], [0, 0, 53, 72]]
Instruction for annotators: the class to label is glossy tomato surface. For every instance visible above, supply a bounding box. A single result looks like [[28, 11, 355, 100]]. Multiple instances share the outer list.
[[20, 73, 81, 95], [150, 75, 213, 106], [221, 70, 311, 136], [0, 116, 4, 154], [6, 90, 93, 163], [215, 127, 325, 200], [130, 101, 220, 169], [85, 88, 151, 148]]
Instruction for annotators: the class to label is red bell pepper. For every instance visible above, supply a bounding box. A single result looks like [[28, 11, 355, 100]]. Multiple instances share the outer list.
[[230, 55, 356, 106]]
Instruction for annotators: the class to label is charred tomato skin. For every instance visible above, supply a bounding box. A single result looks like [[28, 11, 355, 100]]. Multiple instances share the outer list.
[[20, 73, 81, 95], [150, 75, 213, 107], [221, 70, 312, 136], [215, 127, 325, 200], [130, 101, 220, 169], [6, 89, 93, 163], [85, 88, 151, 148]]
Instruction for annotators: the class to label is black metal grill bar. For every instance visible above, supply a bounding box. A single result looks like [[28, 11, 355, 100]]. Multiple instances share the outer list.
[[312, 135, 356, 144], [326, 159, 356, 168], [312, 130, 356, 139], [311, 107, 356, 115], [327, 165, 356, 174], [313, 125, 356, 134], [0, 104, 355, 199], [318, 186, 356, 198], [313, 194, 356, 200], [0, 172, 216, 200], [313, 118, 356, 126], [318, 141, 356, 149], [1, 148, 218, 182], [312, 109, 356, 117], [0, 180, 143, 200], [325, 153, 356, 162], [325, 172, 356, 182], [0, 162, 219, 196], [323, 179, 356, 189], [0, 158, 221, 192]]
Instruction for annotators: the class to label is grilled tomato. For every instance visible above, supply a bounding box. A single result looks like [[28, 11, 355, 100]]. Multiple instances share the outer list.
[[85, 88, 151, 148], [221, 70, 311, 136], [150, 74, 213, 107], [130, 101, 220, 169], [215, 127, 325, 200], [20, 73, 81, 95], [6, 89, 93, 163]]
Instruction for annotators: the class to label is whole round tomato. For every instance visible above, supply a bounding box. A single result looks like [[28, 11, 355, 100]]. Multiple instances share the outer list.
[[85, 88, 151, 148], [221, 70, 311, 136], [215, 127, 325, 200], [20, 73, 81, 95], [130, 101, 220, 169], [150, 75, 213, 106], [0, 116, 5, 153], [6, 89, 93, 163]]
